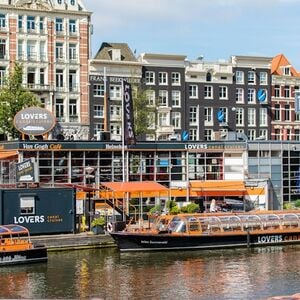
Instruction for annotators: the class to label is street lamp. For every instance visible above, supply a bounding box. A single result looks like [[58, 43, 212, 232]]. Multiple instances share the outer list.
[[85, 166, 95, 231]]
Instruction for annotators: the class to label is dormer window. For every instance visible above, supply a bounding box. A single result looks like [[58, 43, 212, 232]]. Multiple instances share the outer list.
[[109, 49, 121, 61], [206, 72, 212, 82], [283, 67, 291, 76], [70, 0, 75, 5], [58, 0, 62, 4]]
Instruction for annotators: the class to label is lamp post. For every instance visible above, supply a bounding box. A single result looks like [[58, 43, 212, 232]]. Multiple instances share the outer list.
[[85, 166, 95, 231]]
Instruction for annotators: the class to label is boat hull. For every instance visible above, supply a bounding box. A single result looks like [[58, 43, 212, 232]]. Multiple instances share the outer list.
[[110, 231, 300, 252], [0, 246, 48, 266]]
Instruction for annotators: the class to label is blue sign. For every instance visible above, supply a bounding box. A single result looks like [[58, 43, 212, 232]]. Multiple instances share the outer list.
[[217, 109, 225, 122], [257, 89, 267, 103], [182, 131, 189, 141]]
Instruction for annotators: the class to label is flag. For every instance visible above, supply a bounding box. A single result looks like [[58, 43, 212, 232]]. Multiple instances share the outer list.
[[122, 81, 136, 145]]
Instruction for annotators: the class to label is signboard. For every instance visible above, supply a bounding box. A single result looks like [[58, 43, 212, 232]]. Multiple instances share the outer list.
[[217, 109, 225, 122], [14, 107, 56, 136], [16, 158, 37, 183], [257, 89, 267, 103]]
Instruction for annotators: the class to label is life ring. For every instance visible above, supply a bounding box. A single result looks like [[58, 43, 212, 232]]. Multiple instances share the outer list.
[[107, 222, 113, 233]]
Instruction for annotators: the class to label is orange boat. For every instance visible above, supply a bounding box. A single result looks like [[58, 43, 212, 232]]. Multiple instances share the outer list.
[[0, 225, 47, 266]]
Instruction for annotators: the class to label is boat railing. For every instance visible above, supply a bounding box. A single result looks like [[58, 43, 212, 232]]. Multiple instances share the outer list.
[[279, 213, 300, 229]]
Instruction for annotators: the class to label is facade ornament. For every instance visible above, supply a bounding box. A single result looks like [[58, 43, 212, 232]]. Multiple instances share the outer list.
[[14, 0, 53, 10]]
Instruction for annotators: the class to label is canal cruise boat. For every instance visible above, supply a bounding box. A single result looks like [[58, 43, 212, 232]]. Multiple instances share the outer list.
[[109, 210, 300, 252], [0, 225, 47, 266]]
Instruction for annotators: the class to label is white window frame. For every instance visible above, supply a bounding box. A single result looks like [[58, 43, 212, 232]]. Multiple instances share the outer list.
[[248, 71, 256, 84], [172, 112, 181, 129], [171, 72, 180, 85], [236, 108, 244, 126], [94, 84, 104, 97], [236, 71, 244, 84], [248, 108, 256, 126], [20, 196, 35, 215], [145, 71, 155, 85], [219, 86, 228, 100], [158, 90, 168, 106], [204, 107, 213, 125], [159, 72, 168, 85], [172, 90, 181, 107], [259, 72, 268, 85], [236, 88, 244, 103], [260, 108, 268, 126], [109, 85, 121, 100], [204, 85, 213, 99], [248, 88, 256, 104], [189, 85, 198, 98]]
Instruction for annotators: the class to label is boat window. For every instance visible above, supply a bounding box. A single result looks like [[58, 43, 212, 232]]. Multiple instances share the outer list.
[[173, 221, 186, 233], [20, 195, 35, 215]]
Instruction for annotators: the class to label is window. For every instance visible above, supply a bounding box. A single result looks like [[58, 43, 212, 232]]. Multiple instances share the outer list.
[[18, 15, 23, 30], [284, 104, 290, 121], [158, 90, 168, 106], [0, 39, 6, 59], [69, 43, 77, 60], [189, 128, 197, 141], [159, 72, 168, 85], [259, 129, 267, 140], [27, 67, 35, 85], [110, 124, 121, 136], [204, 129, 213, 141], [0, 66, 6, 86], [219, 107, 228, 123], [236, 108, 244, 126], [248, 88, 256, 104], [171, 90, 181, 107], [94, 84, 104, 97], [260, 72, 268, 85], [145, 71, 155, 84], [94, 123, 104, 136], [0, 14, 6, 28], [55, 98, 64, 119], [56, 42, 64, 60], [171, 112, 181, 129], [189, 85, 198, 98], [69, 70, 77, 92], [39, 17, 44, 32], [204, 107, 213, 125], [94, 105, 104, 118], [69, 99, 77, 120], [56, 69, 64, 88], [248, 108, 256, 126], [110, 105, 121, 119], [274, 85, 280, 98], [284, 86, 290, 98], [204, 85, 213, 99], [248, 129, 256, 140], [219, 86, 228, 99], [20, 196, 35, 215], [70, 0, 75, 5], [274, 104, 281, 121], [109, 85, 121, 99], [27, 16, 35, 31], [283, 67, 290, 76], [206, 72, 212, 82], [40, 68, 45, 85], [189, 106, 197, 124], [236, 88, 244, 103], [171, 72, 180, 85], [146, 90, 155, 106], [260, 108, 268, 126], [57, 0, 62, 3], [56, 18, 63, 32], [27, 40, 36, 60], [158, 112, 169, 126], [274, 129, 280, 140], [248, 71, 256, 84], [69, 20, 76, 34], [295, 129, 300, 141], [40, 41, 46, 61], [235, 71, 244, 84]]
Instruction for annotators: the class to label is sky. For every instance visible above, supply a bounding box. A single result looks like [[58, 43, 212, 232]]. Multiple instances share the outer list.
[[84, 0, 300, 69]]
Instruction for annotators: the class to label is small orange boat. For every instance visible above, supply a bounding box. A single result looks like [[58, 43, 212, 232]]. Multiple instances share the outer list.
[[0, 225, 47, 266]]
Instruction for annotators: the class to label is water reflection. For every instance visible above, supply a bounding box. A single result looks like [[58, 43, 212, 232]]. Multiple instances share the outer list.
[[0, 246, 299, 299]]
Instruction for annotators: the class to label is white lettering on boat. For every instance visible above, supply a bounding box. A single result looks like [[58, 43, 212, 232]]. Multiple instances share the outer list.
[[257, 235, 283, 244], [0, 255, 26, 262], [141, 240, 168, 245]]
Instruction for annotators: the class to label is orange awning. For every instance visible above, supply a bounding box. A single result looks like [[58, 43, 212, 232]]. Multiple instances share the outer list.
[[190, 180, 246, 197], [0, 150, 18, 160], [101, 181, 168, 193]]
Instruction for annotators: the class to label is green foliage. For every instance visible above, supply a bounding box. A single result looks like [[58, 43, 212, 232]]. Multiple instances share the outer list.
[[283, 202, 295, 210], [132, 84, 157, 139], [91, 216, 106, 227], [183, 203, 199, 213], [295, 200, 300, 208], [166, 199, 180, 215], [149, 205, 161, 215], [0, 63, 40, 138]]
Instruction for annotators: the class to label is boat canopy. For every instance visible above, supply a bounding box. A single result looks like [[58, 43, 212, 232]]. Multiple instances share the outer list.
[[0, 225, 29, 236]]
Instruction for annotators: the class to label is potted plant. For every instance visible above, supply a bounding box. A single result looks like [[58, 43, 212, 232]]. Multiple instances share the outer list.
[[91, 216, 106, 234]]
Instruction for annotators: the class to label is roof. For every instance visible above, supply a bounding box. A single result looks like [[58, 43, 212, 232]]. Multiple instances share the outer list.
[[93, 42, 137, 61], [101, 181, 168, 193], [0, 224, 29, 236], [271, 54, 300, 77]]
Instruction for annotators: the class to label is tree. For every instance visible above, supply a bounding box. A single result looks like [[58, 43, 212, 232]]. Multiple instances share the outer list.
[[132, 84, 157, 140], [0, 63, 40, 139]]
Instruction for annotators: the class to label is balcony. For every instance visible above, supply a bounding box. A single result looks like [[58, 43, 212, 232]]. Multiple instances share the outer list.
[[69, 115, 78, 123], [25, 83, 51, 91], [69, 85, 79, 93]]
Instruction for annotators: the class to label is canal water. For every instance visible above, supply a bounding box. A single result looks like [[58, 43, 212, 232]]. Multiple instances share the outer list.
[[0, 245, 300, 299]]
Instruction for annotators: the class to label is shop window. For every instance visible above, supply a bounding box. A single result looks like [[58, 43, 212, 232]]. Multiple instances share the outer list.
[[20, 195, 35, 215]]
